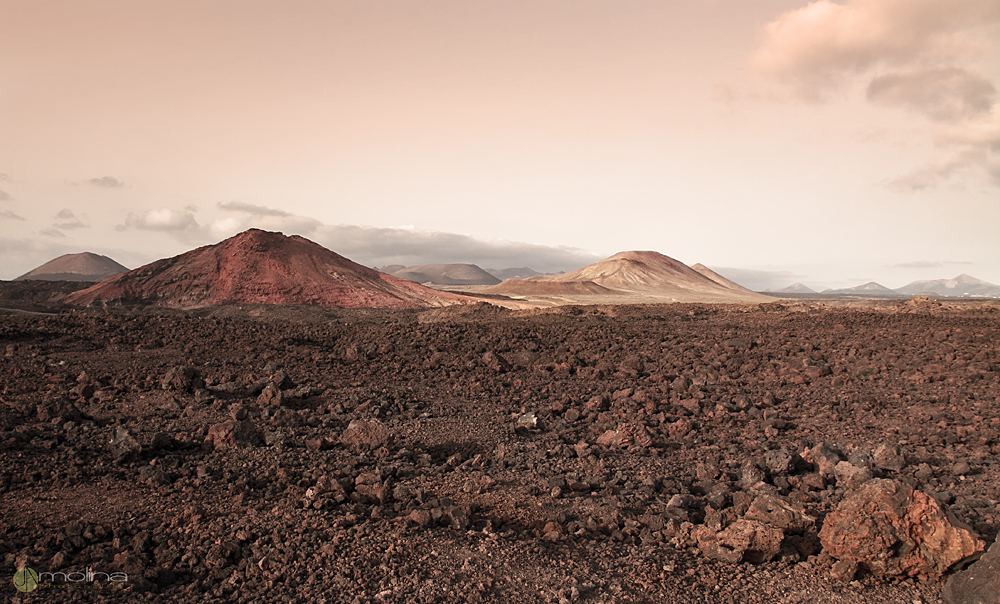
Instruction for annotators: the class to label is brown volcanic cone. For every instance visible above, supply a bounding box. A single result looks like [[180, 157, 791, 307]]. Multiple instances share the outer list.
[[489, 251, 771, 303], [16, 252, 128, 282], [64, 229, 470, 309]]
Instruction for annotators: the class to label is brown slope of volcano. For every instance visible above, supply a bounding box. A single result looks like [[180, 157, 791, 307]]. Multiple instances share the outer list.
[[490, 251, 771, 303], [689, 263, 760, 295], [16, 252, 129, 282], [64, 229, 470, 309]]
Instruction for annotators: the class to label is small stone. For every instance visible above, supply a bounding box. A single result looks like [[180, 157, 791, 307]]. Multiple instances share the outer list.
[[873, 442, 906, 471], [950, 461, 972, 476], [340, 419, 392, 451], [516, 412, 541, 431], [833, 461, 873, 490], [408, 509, 432, 527], [109, 426, 141, 463], [830, 559, 858, 582]]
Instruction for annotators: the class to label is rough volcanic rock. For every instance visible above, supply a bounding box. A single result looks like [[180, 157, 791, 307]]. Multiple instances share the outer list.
[[873, 441, 907, 472], [943, 533, 1000, 604], [595, 422, 653, 448], [339, 419, 392, 452], [744, 495, 815, 532], [834, 460, 873, 490], [205, 419, 261, 449], [819, 479, 985, 578], [109, 425, 141, 463], [64, 229, 470, 309], [696, 519, 785, 564]]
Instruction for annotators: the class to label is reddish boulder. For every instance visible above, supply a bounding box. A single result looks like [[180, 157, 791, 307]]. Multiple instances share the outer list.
[[205, 419, 261, 449], [819, 479, 984, 579], [339, 419, 392, 452], [696, 519, 785, 564], [595, 422, 653, 448]]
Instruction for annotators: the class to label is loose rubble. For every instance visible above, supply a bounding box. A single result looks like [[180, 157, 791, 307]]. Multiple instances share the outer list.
[[1, 291, 999, 603]]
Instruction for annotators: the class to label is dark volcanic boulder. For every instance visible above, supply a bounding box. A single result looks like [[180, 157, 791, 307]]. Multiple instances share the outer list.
[[943, 533, 1000, 604]]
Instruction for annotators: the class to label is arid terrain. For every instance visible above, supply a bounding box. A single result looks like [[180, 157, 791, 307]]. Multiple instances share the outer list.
[[2, 282, 999, 603]]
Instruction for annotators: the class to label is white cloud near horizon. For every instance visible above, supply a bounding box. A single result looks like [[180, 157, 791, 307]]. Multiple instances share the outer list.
[[113, 202, 602, 273], [753, 0, 1000, 190], [87, 176, 124, 189]]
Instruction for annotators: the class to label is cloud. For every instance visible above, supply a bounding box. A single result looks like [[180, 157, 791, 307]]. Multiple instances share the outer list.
[[892, 260, 973, 269], [119, 203, 601, 273], [122, 208, 199, 232], [867, 68, 996, 121], [217, 200, 291, 217], [0, 173, 9, 181], [753, 0, 1000, 100], [708, 267, 806, 292], [53, 209, 87, 230], [0, 189, 11, 201], [883, 108, 1000, 190], [1, 210, 25, 221], [754, 0, 1000, 189], [311, 224, 601, 273], [40, 227, 67, 238], [87, 176, 124, 189]]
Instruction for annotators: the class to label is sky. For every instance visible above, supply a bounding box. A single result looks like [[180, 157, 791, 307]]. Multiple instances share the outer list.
[[1, 0, 998, 291]]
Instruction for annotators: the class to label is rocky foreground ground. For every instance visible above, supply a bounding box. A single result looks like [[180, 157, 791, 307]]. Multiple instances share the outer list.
[[2, 294, 999, 603]]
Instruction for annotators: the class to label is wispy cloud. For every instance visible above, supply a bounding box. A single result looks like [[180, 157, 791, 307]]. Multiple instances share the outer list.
[[0, 173, 9, 181], [0, 189, 11, 201], [312, 224, 601, 273], [1, 210, 25, 221], [867, 68, 996, 122], [53, 209, 87, 230], [120, 202, 601, 273], [217, 200, 291, 217], [892, 260, 973, 269], [40, 227, 67, 238], [753, 0, 1000, 190], [87, 176, 124, 189]]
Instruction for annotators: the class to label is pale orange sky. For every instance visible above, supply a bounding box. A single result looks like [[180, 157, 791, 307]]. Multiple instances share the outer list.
[[2, 0, 999, 289]]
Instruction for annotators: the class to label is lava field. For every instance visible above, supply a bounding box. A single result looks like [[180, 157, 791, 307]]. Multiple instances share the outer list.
[[2, 297, 999, 603]]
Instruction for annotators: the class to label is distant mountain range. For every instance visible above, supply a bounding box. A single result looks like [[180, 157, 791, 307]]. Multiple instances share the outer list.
[[821, 282, 899, 295], [767, 274, 1000, 298], [895, 274, 1000, 297]]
